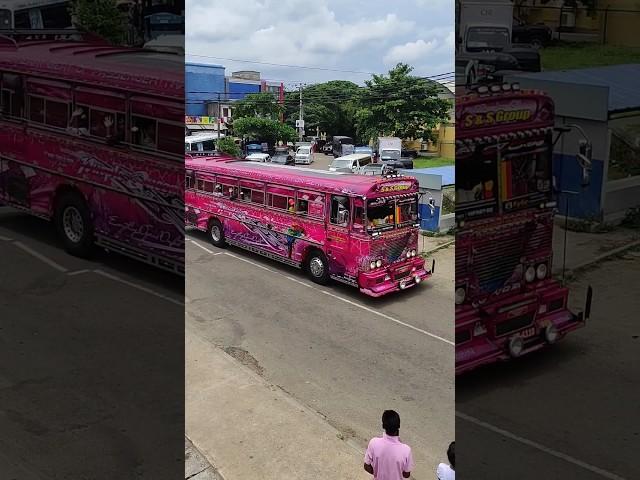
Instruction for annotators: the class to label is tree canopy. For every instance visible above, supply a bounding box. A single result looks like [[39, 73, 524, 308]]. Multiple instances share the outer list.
[[233, 117, 297, 145], [70, 0, 126, 45], [232, 92, 283, 120], [355, 63, 451, 143]]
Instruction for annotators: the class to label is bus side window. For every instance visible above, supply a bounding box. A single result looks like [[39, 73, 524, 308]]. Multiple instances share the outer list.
[[29, 96, 45, 123], [185, 173, 193, 190], [1, 73, 25, 118], [330, 195, 350, 227], [131, 116, 157, 148], [353, 198, 365, 231]]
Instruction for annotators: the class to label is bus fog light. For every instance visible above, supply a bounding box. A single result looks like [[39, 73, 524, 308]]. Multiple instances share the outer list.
[[376, 259, 382, 268], [508, 336, 524, 357], [415, 275, 421, 284], [455, 287, 466, 305], [473, 323, 487, 336], [536, 263, 548, 280], [370, 261, 376, 270], [525, 266, 536, 283], [544, 324, 559, 344]]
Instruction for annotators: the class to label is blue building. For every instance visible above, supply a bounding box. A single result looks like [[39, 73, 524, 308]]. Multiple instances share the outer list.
[[185, 62, 225, 116], [400, 166, 455, 232]]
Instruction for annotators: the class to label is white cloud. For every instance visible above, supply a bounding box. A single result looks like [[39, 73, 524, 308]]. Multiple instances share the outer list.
[[383, 39, 438, 65]]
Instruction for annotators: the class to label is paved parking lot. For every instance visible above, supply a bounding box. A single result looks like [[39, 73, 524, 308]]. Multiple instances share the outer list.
[[185, 229, 454, 478], [456, 251, 640, 480]]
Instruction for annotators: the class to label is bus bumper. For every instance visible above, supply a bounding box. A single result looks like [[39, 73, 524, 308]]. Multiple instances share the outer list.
[[455, 285, 592, 375], [359, 258, 433, 297]]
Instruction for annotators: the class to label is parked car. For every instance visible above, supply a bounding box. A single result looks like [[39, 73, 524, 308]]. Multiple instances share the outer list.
[[359, 163, 396, 176], [246, 153, 270, 162], [512, 17, 553, 48], [271, 152, 294, 165], [322, 143, 334, 154], [328, 153, 372, 173], [294, 145, 313, 164]]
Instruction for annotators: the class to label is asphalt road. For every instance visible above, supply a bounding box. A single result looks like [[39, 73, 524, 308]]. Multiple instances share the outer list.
[[456, 250, 640, 480], [0, 207, 185, 479], [185, 229, 455, 478]]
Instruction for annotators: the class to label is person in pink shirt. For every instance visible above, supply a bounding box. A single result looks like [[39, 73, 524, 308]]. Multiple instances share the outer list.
[[364, 410, 414, 480]]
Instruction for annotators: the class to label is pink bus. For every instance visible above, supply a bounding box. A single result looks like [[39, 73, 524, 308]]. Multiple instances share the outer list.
[[185, 156, 433, 296], [0, 37, 184, 273]]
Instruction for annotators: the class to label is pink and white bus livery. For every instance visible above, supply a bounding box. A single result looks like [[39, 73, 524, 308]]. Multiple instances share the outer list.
[[185, 156, 433, 297]]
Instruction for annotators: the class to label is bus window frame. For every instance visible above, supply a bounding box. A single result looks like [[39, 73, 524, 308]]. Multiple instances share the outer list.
[[329, 194, 351, 228]]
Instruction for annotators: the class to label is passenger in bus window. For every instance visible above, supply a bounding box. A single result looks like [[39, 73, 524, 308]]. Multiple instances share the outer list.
[[67, 107, 88, 135], [288, 198, 296, 213]]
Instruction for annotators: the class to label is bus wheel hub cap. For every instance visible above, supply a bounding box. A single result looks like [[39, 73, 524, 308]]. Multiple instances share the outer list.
[[310, 258, 324, 277], [63, 207, 83, 243], [211, 226, 221, 242]]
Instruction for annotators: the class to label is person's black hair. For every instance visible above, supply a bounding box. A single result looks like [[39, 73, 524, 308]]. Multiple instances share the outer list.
[[447, 441, 455, 469], [382, 410, 400, 435]]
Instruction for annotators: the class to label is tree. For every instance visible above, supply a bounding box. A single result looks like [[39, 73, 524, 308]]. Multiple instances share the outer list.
[[284, 81, 361, 140], [70, 0, 126, 45], [232, 93, 283, 120], [216, 137, 242, 157], [233, 117, 297, 145], [355, 63, 451, 144]]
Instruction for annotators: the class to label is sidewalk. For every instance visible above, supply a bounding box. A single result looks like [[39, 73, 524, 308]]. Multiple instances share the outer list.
[[552, 225, 640, 275], [419, 233, 454, 256], [185, 323, 369, 480], [186, 437, 223, 480]]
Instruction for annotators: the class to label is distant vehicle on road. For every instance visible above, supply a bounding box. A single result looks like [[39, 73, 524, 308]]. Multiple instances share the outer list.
[[354, 145, 374, 160], [322, 143, 333, 154], [295, 145, 313, 164], [376, 137, 414, 169], [512, 16, 552, 48], [271, 151, 294, 165], [328, 153, 372, 173], [185, 133, 224, 154], [185, 156, 433, 296], [332, 136, 355, 157], [359, 163, 396, 176], [246, 153, 270, 162]]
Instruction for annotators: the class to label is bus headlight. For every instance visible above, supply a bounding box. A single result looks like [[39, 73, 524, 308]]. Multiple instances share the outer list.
[[536, 263, 548, 280], [406, 251, 411, 258], [544, 324, 559, 344], [415, 275, 421, 284], [525, 266, 536, 283], [370, 261, 377, 270], [376, 259, 382, 268], [411, 249, 416, 257], [508, 336, 524, 357], [455, 287, 466, 305]]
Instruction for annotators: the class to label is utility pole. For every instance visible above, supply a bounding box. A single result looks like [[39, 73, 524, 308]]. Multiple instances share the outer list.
[[298, 84, 304, 141], [217, 92, 221, 139]]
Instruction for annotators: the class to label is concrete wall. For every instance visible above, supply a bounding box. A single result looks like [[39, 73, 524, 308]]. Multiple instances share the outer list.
[[186, 63, 226, 116]]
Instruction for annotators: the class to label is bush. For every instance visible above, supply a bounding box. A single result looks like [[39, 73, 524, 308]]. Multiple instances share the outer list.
[[217, 137, 242, 157]]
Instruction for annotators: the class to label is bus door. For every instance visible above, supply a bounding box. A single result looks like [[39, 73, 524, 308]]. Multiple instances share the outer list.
[[326, 194, 351, 275]]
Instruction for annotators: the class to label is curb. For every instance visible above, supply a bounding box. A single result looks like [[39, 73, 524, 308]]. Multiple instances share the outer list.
[[185, 435, 225, 480], [421, 239, 455, 256], [564, 239, 640, 277]]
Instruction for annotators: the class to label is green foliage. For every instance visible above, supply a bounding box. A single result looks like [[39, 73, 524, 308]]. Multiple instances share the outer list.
[[232, 93, 283, 120], [284, 81, 362, 140], [216, 137, 242, 157], [233, 117, 297, 145], [355, 63, 451, 143], [70, 0, 126, 45]]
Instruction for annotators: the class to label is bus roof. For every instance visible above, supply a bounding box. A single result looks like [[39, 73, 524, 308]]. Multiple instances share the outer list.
[[186, 156, 419, 197], [0, 40, 183, 98]]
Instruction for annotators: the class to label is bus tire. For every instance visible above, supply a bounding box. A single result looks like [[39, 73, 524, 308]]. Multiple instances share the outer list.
[[54, 191, 94, 258], [207, 218, 226, 248], [306, 249, 330, 285]]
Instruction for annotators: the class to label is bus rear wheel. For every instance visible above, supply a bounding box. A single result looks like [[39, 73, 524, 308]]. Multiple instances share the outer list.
[[208, 218, 226, 248], [54, 191, 94, 258], [306, 250, 329, 285]]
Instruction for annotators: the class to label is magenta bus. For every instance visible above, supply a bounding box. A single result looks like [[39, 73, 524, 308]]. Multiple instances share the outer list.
[[185, 156, 433, 296], [0, 37, 184, 273]]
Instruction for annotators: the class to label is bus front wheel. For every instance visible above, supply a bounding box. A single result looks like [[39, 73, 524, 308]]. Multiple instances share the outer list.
[[306, 250, 329, 285], [208, 218, 226, 248], [54, 191, 94, 258]]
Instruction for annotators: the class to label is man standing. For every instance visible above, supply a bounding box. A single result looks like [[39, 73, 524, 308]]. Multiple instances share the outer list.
[[364, 410, 414, 479]]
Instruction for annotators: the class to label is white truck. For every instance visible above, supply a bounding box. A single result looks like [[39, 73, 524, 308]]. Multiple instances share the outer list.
[[376, 137, 413, 169], [457, 0, 513, 54]]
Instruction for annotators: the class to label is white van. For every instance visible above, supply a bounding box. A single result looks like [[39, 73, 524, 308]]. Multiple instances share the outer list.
[[328, 153, 372, 173], [295, 145, 313, 164], [185, 133, 224, 153]]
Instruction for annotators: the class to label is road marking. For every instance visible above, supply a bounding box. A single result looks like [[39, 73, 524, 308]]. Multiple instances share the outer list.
[[93, 269, 185, 306], [220, 251, 454, 346], [66, 269, 91, 276], [456, 411, 628, 480], [0, 234, 13, 241], [13, 241, 68, 273], [188, 238, 223, 256]]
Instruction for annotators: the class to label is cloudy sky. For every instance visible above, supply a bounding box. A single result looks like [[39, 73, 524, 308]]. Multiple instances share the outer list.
[[186, 0, 454, 88]]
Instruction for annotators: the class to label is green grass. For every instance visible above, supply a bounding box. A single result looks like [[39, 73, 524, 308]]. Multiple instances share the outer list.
[[413, 157, 454, 169], [541, 42, 640, 71]]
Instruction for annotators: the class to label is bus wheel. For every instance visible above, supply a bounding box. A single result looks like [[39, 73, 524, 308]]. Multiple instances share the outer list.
[[208, 218, 226, 248], [54, 191, 94, 257], [306, 250, 329, 285]]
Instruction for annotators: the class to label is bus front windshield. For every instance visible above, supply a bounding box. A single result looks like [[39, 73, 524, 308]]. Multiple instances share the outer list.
[[366, 197, 418, 232]]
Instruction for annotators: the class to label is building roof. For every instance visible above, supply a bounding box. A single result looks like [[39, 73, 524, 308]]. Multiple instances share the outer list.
[[513, 64, 640, 113], [413, 166, 455, 186]]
